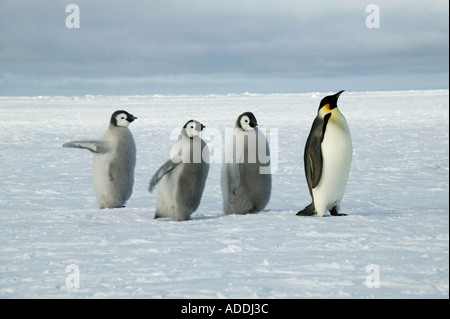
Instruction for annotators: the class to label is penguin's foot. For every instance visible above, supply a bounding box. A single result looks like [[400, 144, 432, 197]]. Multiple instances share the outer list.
[[330, 208, 347, 216], [296, 203, 315, 216], [154, 211, 163, 219], [296, 210, 315, 216]]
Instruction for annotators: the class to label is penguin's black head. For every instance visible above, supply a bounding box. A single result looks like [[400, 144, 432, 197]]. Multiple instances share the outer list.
[[318, 90, 345, 112], [237, 112, 258, 131], [111, 110, 137, 127], [183, 119, 205, 138]]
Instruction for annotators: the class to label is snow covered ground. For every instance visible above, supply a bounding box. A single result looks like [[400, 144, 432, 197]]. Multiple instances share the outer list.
[[0, 90, 448, 299]]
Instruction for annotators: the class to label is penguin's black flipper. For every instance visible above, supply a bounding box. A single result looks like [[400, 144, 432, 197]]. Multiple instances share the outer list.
[[148, 159, 179, 193], [63, 140, 109, 154], [296, 203, 315, 216], [304, 116, 328, 192]]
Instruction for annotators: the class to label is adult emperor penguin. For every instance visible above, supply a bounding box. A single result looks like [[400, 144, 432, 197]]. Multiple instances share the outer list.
[[63, 110, 137, 209], [221, 112, 271, 215], [149, 120, 210, 221], [297, 90, 352, 217]]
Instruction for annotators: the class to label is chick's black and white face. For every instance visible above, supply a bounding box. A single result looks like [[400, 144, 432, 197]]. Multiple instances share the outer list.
[[240, 115, 252, 131], [238, 112, 258, 131], [115, 113, 131, 127], [111, 110, 137, 127], [183, 120, 205, 138]]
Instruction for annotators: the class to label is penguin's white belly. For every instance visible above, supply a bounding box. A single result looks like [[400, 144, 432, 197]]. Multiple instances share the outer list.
[[221, 128, 271, 214], [156, 162, 208, 221], [92, 149, 134, 209], [156, 167, 177, 216], [93, 152, 116, 208], [312, 122, 352, 216]]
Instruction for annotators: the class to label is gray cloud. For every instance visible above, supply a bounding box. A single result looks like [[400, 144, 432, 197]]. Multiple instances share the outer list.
[[0, 0, 448, 95]]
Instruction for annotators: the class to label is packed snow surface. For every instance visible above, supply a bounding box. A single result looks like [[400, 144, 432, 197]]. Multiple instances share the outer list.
[[0, 90, 448, 298]]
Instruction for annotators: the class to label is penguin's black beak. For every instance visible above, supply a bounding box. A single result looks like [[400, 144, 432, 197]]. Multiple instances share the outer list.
[[335, 90, 345, 100], [201, 124, 206, 131], [127, 114, 137, 123]]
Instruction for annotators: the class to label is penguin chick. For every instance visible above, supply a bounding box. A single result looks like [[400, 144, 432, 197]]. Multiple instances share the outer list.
[[149, 120, 210, 221], [221, 112, 272, 215], [297, 90, 352, 217], [63, 110, 137, 209]]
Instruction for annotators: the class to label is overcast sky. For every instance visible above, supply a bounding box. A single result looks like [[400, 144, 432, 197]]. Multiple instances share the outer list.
[[0, 0, 448, 95]]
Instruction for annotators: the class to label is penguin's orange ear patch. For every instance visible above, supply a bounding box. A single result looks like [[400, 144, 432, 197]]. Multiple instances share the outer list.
[[323, 103, 330, 111]]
